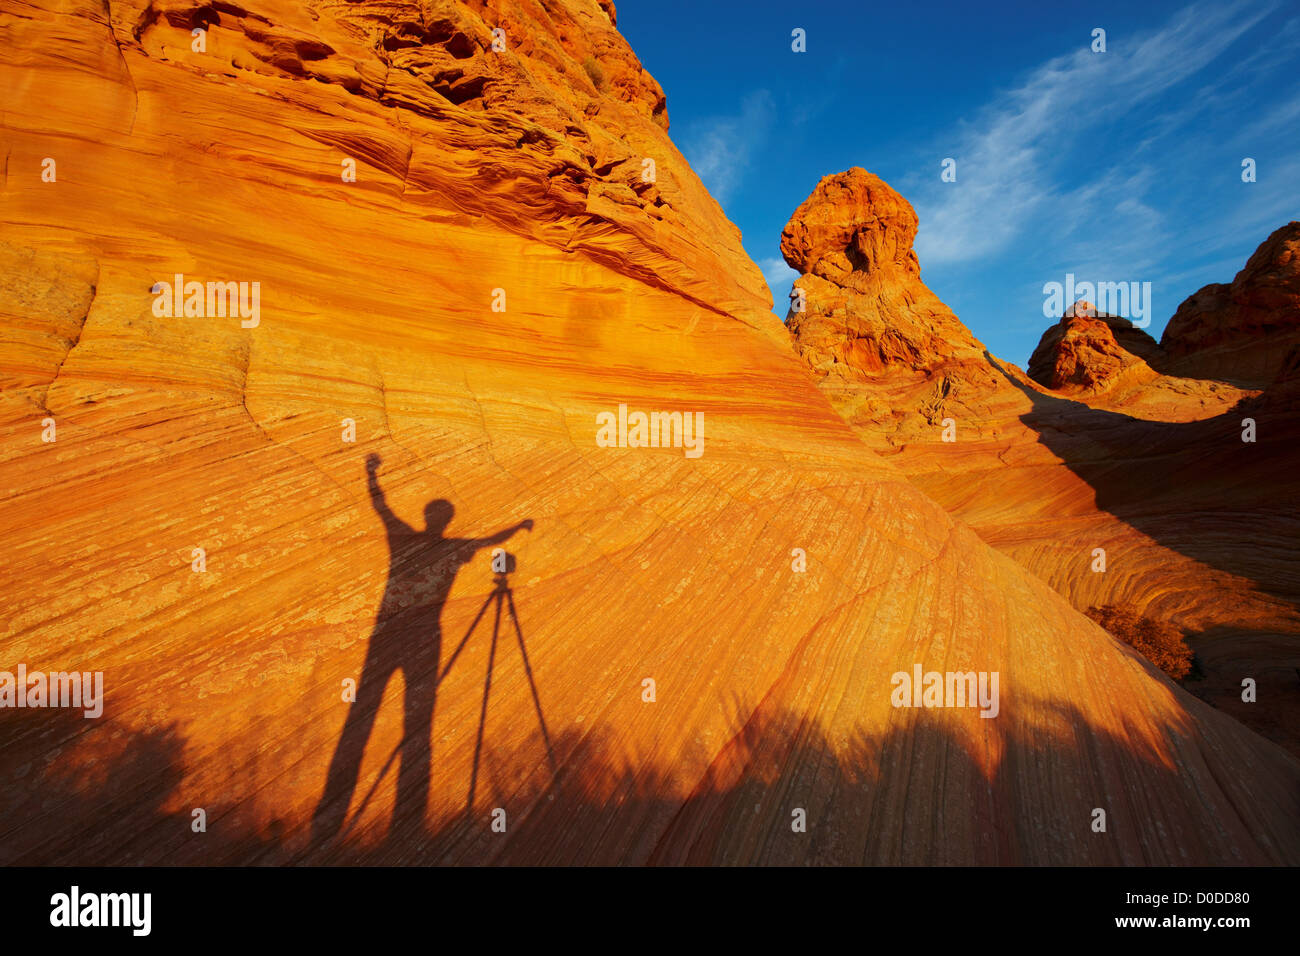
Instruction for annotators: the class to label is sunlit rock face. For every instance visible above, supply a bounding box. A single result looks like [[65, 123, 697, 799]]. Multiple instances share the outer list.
[[1, 6, 1297, 865], [1160, 222, 1300, 387], [784, 170, 1300, 763], [1028, 306, 1165, 394]]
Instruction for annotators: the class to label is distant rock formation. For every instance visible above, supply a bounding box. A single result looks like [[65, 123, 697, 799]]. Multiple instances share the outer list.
[[1028, 304, 1164, 393], [1161, 222, 1300, 387], [1025, 222, 1300, 395], [783, 169, 1300, 762], [782, 169, 1004, 440]]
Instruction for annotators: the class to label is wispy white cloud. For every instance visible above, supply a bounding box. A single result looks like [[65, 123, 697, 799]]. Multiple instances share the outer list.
[[1176, 155, 1300, 261], [909, 0, 1275, 266], [1235, 87, 1300, 143], [757, 255, 799, 316], [758, 255, 797, 285], [675, 90, 775, 204], [1221, 11, 1300, 80]]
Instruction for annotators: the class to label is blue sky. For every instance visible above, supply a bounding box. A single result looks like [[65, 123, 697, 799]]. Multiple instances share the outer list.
[[619, 0, 1300, 365]]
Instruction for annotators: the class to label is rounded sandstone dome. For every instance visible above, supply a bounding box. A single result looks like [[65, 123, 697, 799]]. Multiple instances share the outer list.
[[780, 167, 921, 283]]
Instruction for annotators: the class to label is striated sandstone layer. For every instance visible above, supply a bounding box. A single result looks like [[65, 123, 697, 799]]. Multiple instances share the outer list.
[[1161, 223, 1300, 387], [784, 170, 1300, 757], [1, 8, 1298, 865]]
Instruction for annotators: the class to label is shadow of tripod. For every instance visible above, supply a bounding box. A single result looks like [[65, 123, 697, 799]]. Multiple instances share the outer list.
[[440, 551, 558, 818], [333, 551, 557, 844]]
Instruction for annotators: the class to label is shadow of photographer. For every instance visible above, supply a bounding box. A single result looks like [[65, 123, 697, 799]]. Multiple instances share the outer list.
[[311, 454, 534, 844]]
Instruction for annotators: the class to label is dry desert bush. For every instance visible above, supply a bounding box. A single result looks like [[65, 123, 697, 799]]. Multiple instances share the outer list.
[[1086, 604, 1195, 680]]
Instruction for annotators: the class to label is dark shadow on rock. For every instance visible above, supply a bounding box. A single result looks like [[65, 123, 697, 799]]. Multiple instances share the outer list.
[[986, 351, 1300, 610], [1177, 622, 1300, 757], [310, 454, 533, 847], [298, 691, 1300, 865], [3, 686, 1297, 864], [0, 704, 187, 865]]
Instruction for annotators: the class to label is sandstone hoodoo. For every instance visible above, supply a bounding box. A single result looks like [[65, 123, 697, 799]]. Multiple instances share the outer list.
[[1160, 221, 1300, 387], [1027, 305, 1164, 394], [1026, 222, 1300, 396], [783, 168, 1300, 760], [781, 168, 1003, 441], [780, 168, 923, 285], [1, 5, 1297, 867]]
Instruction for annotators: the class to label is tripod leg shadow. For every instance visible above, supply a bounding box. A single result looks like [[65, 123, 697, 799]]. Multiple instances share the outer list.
[[323, 574, 558, 848], [462, 575, 558, 820], [504, 586, 557, 773]]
